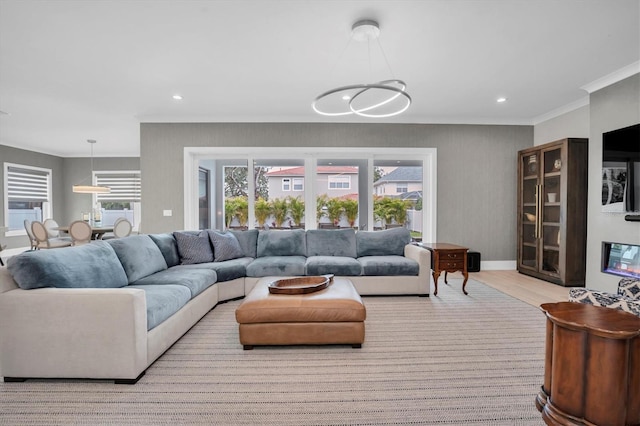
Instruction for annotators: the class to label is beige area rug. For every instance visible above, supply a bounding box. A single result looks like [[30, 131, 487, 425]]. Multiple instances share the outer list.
[[0, 279, 547, 425]]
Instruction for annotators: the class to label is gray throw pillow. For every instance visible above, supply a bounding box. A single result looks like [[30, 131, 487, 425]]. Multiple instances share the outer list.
[[208, 231, 244, 262], [173, 231, 214, 264]]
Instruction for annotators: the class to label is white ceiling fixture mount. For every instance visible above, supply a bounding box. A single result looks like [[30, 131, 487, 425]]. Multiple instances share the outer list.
[[72, 139, 111, 194], [312, 19, 412, 118]]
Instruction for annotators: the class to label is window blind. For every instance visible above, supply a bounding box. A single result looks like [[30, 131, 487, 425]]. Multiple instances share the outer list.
[[6, 166, 50, 202], [95, 172, 141, 202]]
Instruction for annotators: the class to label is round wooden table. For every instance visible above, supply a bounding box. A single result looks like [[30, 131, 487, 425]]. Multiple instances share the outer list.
[[537, 302, 640, 426]]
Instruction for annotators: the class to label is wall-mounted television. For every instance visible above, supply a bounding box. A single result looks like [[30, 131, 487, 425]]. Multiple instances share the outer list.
[[602, 123, 640, 213], [602, 241, 640, 279]]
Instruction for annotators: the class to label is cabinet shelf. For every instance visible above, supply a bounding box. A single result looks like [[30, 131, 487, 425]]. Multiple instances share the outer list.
[[544, 202, 560, 207], [543, 245, 560, 251], [542, 222, 560, 226], [544, 171, 561, 178]]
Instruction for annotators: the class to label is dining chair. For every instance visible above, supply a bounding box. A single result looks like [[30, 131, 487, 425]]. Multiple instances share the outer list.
[[23, 219, 38, 250], [31, 221, 73, 249], [43, 218, 72, 242], [68, 220, 93, 246], [113, 218, 133, 238]]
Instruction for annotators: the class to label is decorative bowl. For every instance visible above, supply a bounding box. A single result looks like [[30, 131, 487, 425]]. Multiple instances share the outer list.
[[524, 213, 536, 222], [268, 275, 334, 295]]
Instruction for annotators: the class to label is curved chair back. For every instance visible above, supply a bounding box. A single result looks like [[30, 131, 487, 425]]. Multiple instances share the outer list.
[[43, 218, 61, 238], [31, 221, 49, 245], [69, 220, 92, 246], [31, 221, 72, 249], [24, 219, 37, 250], [113, 219, 133, 238]]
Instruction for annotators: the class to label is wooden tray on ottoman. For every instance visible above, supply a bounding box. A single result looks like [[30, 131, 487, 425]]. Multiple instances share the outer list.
[[268, 275, 334, 295]]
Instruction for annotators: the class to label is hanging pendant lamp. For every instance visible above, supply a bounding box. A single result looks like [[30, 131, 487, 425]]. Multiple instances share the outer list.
[[72, 139, 111, 194], [312, 20, 411, 118]]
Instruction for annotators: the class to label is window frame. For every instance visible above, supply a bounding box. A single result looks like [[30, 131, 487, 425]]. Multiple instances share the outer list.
[[93, 170, 142, 229], [292, 177, 304, 191], [282, 177, 291, 191], [3, 162, 53, 236], [328, 175, 351, 190]]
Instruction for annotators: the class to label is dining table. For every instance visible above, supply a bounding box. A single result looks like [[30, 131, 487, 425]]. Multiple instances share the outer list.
[[55, 224, 114, 240]]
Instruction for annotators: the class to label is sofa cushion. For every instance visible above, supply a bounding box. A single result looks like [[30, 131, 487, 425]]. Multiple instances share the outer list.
[[246, 256, 307, 277], [7, 241, 128, 289], [172, 257, 253, 282], [618, 278, 640, 300], [306, 229, 357, 258], [107, 235, 168, 283], [257, 229, 306, 257], [356, 227, 411, 257], [132, 268, 217, 298], [358, 256, 419, 276], [173, 231, 214, 265], [305, 256, 362, 276], [149, 233, 181, 267], [569, 288, 640, 317], [128, 284, 191, 330], [208, 231, 244, 262], [229, 229, 258, 258]]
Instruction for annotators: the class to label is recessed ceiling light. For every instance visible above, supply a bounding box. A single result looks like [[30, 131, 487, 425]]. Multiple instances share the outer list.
[[342, 95, 351, 101], [496, 97, 507, 103], [172, 94, 183, 100]]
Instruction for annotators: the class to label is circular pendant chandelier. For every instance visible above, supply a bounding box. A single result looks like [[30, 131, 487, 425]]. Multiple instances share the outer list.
[[312, 20, 412, 118]]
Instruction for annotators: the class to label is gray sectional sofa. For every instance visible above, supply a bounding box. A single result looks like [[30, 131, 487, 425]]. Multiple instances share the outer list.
[[0, 227, 430, 383]]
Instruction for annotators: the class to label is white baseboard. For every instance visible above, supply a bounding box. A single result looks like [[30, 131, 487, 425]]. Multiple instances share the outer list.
[[480, 260, 517, 271]]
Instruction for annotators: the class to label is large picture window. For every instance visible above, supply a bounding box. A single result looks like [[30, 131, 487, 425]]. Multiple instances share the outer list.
[[3, 163, 52, 235], [185, 147, 436, 241]]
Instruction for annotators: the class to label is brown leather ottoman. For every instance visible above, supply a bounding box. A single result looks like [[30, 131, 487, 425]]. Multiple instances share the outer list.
[[235, 277, 366, 349]]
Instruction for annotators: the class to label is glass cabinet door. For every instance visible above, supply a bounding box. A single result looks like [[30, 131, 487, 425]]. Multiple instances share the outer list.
[[540, 147, 562, 276], [520, 152, 539, 270]]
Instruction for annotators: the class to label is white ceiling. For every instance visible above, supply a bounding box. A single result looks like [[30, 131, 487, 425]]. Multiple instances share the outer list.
[[0, 0, 638, 157]]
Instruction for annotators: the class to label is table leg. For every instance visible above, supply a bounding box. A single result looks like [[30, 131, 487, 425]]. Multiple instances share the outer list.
[[462, 270, 469, 295], [444, 271, 448, 284], [432, 271, 441, 296]]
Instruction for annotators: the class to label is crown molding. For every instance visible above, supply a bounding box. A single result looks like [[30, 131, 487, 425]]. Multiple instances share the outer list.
[[581, 61, 640, 94], [532, 96, 590, 125]]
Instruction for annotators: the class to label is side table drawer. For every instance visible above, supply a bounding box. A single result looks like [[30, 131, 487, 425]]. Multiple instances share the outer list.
[[440, 251, 464, 261], [438, 260, 465, 271]]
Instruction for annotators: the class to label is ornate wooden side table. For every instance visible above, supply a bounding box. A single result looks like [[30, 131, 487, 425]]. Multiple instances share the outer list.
[[537, 302, 640, 426], [420, 243, 469, 295]]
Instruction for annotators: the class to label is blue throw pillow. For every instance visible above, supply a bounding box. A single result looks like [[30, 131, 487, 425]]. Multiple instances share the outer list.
[[107, 235, 168, 283], [7, 242, 129, 289], [208, 230, 244, 262], [173, 231, 214, 265], [356, 227, 411, 257]]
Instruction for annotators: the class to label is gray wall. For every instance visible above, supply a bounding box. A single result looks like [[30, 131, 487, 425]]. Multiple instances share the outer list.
[[0, 144, 139, 249], [140, 123, 533, 261], [586, 73, 640, 292], [534, 105, 590, 146]]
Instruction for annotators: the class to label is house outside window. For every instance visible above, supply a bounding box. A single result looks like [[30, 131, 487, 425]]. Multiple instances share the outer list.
[[293, 178, 304, 191], [3, 163, 52, 234], [396, 183, 408, 193], [282, 178, 291, 191], [328, 175, 350, 189]]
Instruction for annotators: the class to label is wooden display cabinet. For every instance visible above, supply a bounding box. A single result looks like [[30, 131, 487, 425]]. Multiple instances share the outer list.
[[517, 138, 588, 286]]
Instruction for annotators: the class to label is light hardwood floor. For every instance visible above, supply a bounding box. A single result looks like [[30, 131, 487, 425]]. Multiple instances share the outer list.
[[469, 270, 570, 307]]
